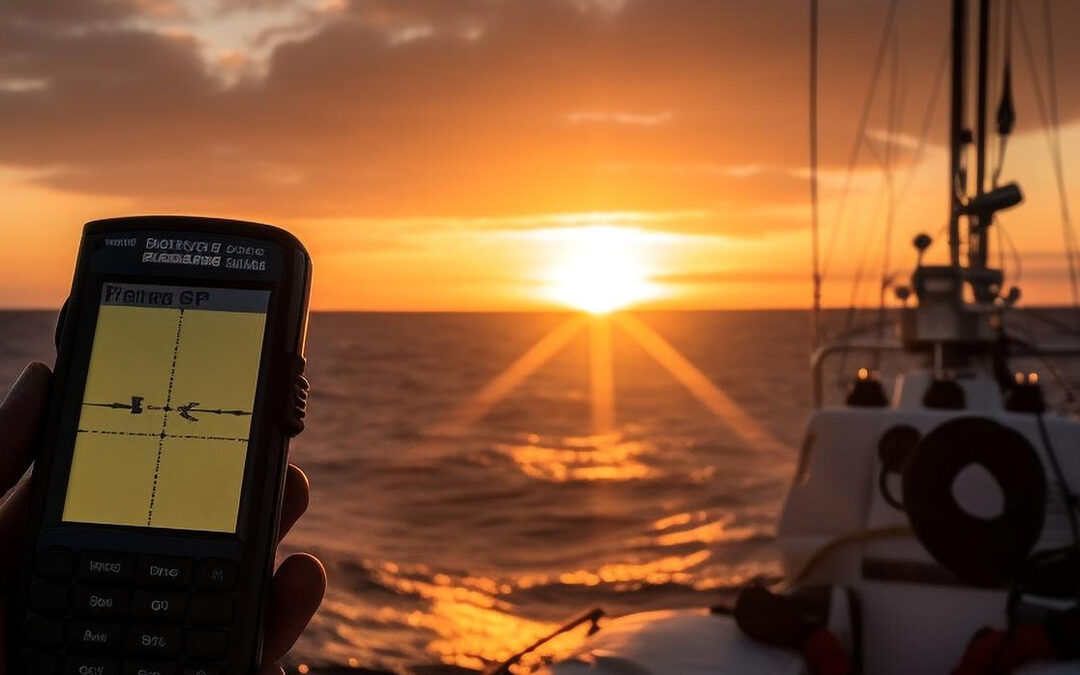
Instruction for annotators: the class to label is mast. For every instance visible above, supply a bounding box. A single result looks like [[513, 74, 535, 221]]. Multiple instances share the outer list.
[[901, 0, 1018, 353], [971, 0, 991, 269], [974, 0, 990, 200], [948, 0, 966, 271]]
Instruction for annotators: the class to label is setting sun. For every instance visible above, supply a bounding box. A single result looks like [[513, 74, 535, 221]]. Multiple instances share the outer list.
[[542, 226, 662, 314]]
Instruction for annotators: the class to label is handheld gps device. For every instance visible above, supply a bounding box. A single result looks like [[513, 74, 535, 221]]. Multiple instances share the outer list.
[[8, 216, 312, 675]]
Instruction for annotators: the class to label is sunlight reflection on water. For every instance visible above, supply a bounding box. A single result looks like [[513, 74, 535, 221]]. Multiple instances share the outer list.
[[282, 311, 803, 672], [497, 433, 657, 482]]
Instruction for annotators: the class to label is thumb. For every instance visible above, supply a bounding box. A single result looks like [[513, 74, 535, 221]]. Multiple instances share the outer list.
[[0, 595, 7, 675]]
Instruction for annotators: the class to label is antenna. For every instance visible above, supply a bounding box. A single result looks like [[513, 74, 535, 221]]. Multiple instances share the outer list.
[[948, 0, 966, 272]]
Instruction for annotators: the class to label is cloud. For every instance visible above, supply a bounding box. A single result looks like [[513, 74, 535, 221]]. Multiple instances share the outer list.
[[0, 0, 181, 25], [0, 0, 1078, 236], [658, 269, 811, 285], [566, 110, 674, 126]]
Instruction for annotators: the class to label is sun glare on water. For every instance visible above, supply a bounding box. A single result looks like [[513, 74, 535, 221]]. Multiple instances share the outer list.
[[543, 225, 661, 314]]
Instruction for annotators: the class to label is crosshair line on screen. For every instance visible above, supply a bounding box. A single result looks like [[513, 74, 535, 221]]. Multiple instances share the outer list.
[[77, 429, 249, 442], [146, 308, 184, 526], [82, 399, 252, 422]]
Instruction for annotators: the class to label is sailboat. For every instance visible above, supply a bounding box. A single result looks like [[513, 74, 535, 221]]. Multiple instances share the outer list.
[[484, 0, 1080, 673]]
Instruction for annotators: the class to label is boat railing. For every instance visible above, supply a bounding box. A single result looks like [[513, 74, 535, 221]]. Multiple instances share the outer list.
[[811, 340, 906, 408], [811, 339, 1080, 408]]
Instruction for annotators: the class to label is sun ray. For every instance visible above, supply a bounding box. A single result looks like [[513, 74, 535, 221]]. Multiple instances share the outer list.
[[614, 313, 789, 453], [429, 315, 588, 436], [589, 316, 616, 434]]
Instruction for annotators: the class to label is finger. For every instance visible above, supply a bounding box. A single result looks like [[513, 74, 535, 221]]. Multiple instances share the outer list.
[[0, 363, 51, 494], [0, 596, 7, 675], [0, 479, 31, 578], [262, 553, 326, 664], [277, 464, 310, 543]]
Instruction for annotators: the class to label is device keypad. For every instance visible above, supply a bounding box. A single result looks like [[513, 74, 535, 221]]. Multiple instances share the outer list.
[[23, 548, 238, 674]]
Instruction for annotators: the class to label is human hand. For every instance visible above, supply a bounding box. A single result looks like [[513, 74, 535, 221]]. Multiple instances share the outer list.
[[0, 362, 326, 675]]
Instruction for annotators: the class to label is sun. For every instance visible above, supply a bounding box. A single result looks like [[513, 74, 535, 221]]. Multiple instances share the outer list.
[[543, 226, 661, 314]]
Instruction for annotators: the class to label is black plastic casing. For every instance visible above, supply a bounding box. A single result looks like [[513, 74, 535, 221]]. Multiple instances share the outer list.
[[7, 216, 312, 674]]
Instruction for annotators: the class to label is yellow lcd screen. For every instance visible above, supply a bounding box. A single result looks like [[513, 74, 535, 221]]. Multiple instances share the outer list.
[[62, 283, 270, 533]]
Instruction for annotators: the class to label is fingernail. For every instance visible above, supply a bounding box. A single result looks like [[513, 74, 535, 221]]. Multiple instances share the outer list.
[[2, 363, 42, 407]]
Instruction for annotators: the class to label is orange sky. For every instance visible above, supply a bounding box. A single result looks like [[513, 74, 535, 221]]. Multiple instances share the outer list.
[[1, 0, 1079, 311]]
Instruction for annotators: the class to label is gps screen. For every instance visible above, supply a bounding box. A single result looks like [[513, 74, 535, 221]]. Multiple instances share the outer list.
[[62, 282, 270, 533]]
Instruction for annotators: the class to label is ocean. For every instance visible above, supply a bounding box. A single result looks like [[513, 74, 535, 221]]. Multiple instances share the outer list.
[[0, 310, 828, 673]]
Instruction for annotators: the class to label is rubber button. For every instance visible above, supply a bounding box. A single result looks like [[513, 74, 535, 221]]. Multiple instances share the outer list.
[[24, 616, 64, 648], [191, 595, 233, 626], [30, 582, 70, 615], [122, 662, 178, 675], [68, 621, 124, 653], [75, 587, 130, 620], [194, 559, 237, 591], [136, 556, 192, 588], [36, 547, 76, 579], [78, 552, 135, 584], [64, 656, 120, 675], [131, 591, 186, 622], [126, 626, 181, 658], [20, 650, 60, 675], [185, 630, 228, 660]]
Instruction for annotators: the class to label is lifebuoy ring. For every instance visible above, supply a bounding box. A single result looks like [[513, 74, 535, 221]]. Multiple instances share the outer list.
[[901, 417, 1047, 587]]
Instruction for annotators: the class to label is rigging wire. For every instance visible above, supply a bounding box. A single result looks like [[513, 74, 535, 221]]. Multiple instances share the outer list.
[[839, 130, 891, 342], [847, 181, 891, 320], [987, 0, 1001, 180], [819, 0, 901, 281], [810, 0, 822, 350], [1014, 1, 1080, 322], [990, 0, 1013, 187], [997, 216, 1023, 285], [1024, 309, 1080, 342], [896, 39, 950, 205], [1036, 413, 1080, 547], [877, 24, 904, 357], [1039, 0, 1080, 328], [995, 220, 1006, 284], [836, 179, 890, 380], [823, 5, 945, 360], [1005, 321, 1079, 410]]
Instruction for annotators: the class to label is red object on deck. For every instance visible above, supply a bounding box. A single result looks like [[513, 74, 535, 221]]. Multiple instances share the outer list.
[[952, 625, 1057, 675], [802, 627, 852, 675]]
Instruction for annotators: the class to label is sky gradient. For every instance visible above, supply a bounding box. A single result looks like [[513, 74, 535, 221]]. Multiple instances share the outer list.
[[1, 0, 1079, 310]]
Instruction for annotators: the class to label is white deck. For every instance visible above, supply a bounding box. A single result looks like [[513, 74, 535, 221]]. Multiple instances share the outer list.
[[540, 370, 1080, 674]]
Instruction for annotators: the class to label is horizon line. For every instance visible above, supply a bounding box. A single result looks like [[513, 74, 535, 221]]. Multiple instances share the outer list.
[[3, 305, 1080, 314]]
